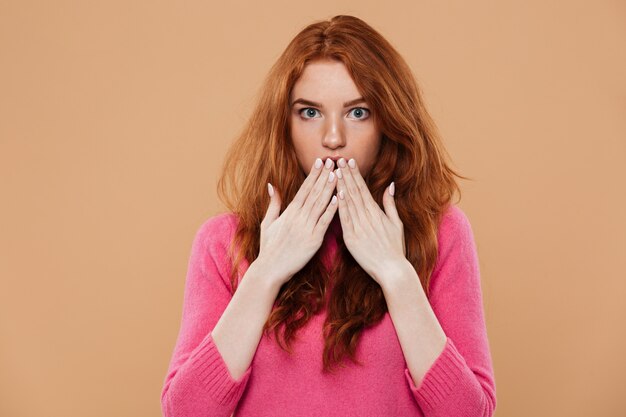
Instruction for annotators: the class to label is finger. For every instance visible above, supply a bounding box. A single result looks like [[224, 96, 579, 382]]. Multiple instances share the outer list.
[[262, 182, 281, 226], [302, 158, 336, 219], [335, 175, 353, 235], [314, 190, 339, 238], [289, 157, 326, 211], [338, 159, 369, 226], [307, 164, 337, 228], [382, 181, 401, 227], [336, 167, 361, 231], [345, 158, 380, 216]]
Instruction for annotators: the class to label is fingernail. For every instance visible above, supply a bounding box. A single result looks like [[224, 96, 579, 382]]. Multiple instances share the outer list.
[[336, 168, 343, 179], [267, 182, 274, 197], [389, 182, 395, 196], [339, 190, 345, 200], [325, 158, 334, 169], [331, 195, 337, 205], [348, 158, 356, 169], [328, 171, 335, 182], [338, 158, 347, 168], [315, 158, 323, 169]]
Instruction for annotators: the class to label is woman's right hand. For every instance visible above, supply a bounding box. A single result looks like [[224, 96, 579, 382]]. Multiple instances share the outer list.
[[256, 157, 338, 287]]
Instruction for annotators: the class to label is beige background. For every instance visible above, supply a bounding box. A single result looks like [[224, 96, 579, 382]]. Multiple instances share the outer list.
[[1, 1, 625, 416]]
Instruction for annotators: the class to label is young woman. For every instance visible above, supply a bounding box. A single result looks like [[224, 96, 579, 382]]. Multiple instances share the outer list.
[[161, 15, 496, 417]]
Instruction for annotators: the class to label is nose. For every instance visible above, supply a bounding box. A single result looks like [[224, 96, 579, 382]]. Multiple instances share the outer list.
[[321, 114, 346, 149]]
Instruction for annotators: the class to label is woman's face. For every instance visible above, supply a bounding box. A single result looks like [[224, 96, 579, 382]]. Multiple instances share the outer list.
[[289, 59, 382, 179]]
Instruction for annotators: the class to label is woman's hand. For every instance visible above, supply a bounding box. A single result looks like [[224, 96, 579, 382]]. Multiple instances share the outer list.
[[334, 157, 407, 287], [257, 157, 338, 287]]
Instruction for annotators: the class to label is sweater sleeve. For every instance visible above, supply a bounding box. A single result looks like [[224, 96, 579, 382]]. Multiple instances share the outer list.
[[161, 214, 252, 417], [403, 205, 497, 417]]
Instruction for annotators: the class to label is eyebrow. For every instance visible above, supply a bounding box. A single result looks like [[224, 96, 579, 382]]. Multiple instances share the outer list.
[[290, 97, 367, 108]]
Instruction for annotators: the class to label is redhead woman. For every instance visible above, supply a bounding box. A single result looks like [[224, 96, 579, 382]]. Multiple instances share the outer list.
[[161, 15, 496, 417]]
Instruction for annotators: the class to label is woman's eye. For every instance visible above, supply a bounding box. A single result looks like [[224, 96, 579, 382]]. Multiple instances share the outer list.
[[349, 107, 370, 119], [298, 107, 370, 120], [299, 108, 320, 119]]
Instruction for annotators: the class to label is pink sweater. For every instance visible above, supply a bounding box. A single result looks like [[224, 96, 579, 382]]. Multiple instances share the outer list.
[[161, 205, 497, 416]]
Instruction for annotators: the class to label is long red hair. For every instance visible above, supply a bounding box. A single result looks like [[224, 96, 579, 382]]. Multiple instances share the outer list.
[[216, 15, 471, 374]]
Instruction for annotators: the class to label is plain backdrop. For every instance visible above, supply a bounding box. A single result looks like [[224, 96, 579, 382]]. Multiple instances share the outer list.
[[1, 1, 625, 416]]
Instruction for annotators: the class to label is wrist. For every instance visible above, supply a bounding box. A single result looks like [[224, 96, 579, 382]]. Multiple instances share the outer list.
[[377, 258, 416, 292], [250, 257, 288, 292]]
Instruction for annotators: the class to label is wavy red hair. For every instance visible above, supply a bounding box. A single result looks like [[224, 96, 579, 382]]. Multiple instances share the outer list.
[[216, 15, 471, 374]]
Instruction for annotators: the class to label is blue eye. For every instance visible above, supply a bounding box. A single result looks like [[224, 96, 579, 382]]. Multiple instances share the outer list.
[[349, 107, 370, 119], [299, 108, 320, 119], [298, 107, 370, 120]]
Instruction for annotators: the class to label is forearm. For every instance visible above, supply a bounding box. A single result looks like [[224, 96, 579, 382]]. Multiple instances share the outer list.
[[380, 260, 447, 388], [210, 260, 285, 380]]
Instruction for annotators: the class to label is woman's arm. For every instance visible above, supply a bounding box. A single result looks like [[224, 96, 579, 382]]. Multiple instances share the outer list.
[[381, 261, 448, 388], [381, 206, 497, 417], [160, 215, 285, 417], [211, 258, 283, 379]]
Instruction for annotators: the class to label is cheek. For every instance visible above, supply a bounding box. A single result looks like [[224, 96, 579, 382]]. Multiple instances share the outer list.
[[289, 139, 316, 172], [290, 122, 318, 152], [291, 125, 318, 149], [361, 164, 373, 178], [360, 140, 381, 174], [291, 115, 317, 132], [290, 121, 307, 148]]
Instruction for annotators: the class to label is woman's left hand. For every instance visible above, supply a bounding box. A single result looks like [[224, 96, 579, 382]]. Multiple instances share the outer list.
[[335, 157, 407, 287]]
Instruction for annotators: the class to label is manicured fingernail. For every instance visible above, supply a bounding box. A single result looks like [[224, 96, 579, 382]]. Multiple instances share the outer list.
[[331, 195, 337, 205], [336, 168, 343, 179], [267, 182, 274, 197], [338, 158, 347, 168], [339, 190, 345, 200], [389, 181, 395, 196], [325, 158, 333, 169], [328, 171, 335, 182], [348, 158, 356, 169], [314, 158, 323, 169]]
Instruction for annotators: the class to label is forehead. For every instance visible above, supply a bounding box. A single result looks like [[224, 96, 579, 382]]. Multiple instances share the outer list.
[[291, 60, 361, 99]]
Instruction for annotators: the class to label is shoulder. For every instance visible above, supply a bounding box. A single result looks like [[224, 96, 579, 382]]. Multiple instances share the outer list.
[[427, 204, 481, 304], [433, 204, 477, 273], [437, 204, 475, 251], [194, 211, 239, 245], [191, 212, 241, 276], [438, 204, 472, 239]]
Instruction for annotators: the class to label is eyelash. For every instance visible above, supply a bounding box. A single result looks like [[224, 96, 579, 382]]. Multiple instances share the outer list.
[[298, 107, 371, 120]]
